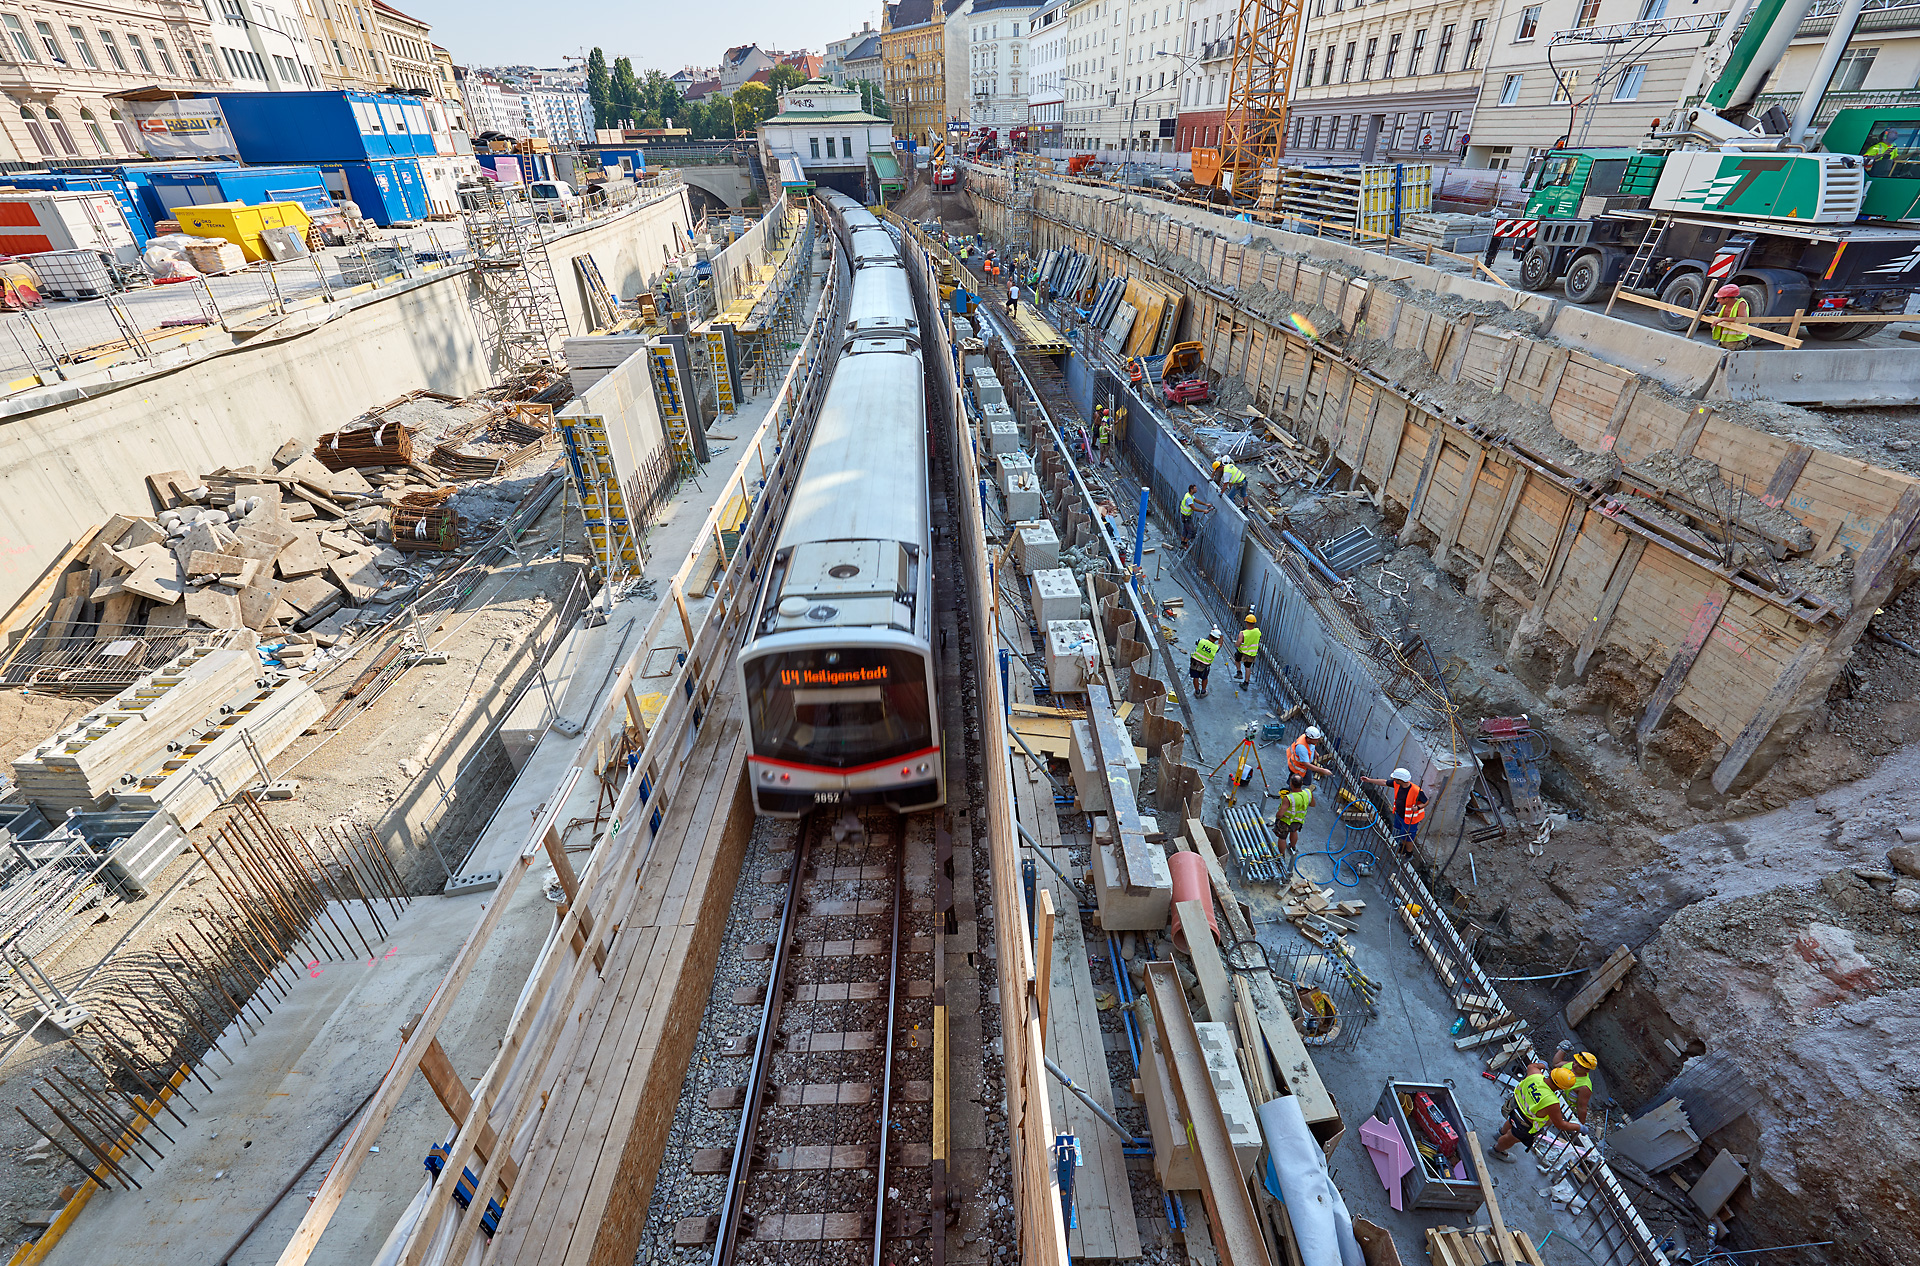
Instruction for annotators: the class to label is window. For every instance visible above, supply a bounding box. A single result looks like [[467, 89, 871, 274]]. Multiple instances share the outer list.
[[1834, 46, 1877, 92], [1321, 45, 1333, 84], [67, 26, 96, 67], [809, 136, 819, 158], [825, 135, 836, 157], [1340, 40, 1355, 82], [1499, 72, 1522, 105], [1302, 47, 1316, 85], [19, 106, 51, 155], [1552, 69, 1576, 102], [33, 20, 62, 61], [45, 107, 76, 154], [1516, 6, 1540, 40], [1464, 19, 1487, 67], [1639, 0, 1668, 17], [1384, 32, 1400, 77], [1361, 37, 1376, 79], [1409, 28, 1427, 75], [155, 38, 176, 75], [1613, 62, 1646, 100], [844, 134, 854, 155], [4, 15, 36, 61], [80, 107, 106, 152], [202, 42, 218, 77], [111, 106, 135, 149], [127, 33, 153, 72], [1576, 0, 1602, 26], [1433, 23, 1454, 72]]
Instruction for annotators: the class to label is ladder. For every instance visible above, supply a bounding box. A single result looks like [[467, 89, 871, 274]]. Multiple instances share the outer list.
[[704, 329, 736, 417], [648, 345, 701, 475], [1618, 215, 1671, 293], [556, 417, 643, 578]]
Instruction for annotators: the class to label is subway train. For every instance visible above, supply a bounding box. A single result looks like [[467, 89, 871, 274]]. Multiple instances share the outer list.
[[737, 190, 945, 817]]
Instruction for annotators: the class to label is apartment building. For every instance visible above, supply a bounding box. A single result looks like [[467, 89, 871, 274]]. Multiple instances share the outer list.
[[1174, 0, 1234, 150], [371, 0, 430, 92], [955, 0, 1035, 132], [0, 0, 231, 162], [1027, 0, 1067, 147], [1464, 0, 1732, 169], [1288, 0, 1496, 164], [1680, 0, 1920, 138], [884, 0, 948, 143], [523, 85, 590, 144], [205, 0, 323, 90], [464, 73, 524, 138], [1114, 0, 1184, 152], [431, 42, 463, 127], [825, 22, 877, 83], [303, 0, 385, 90], [843, 33, 883, 87], [1056, 0, 1117, 150]]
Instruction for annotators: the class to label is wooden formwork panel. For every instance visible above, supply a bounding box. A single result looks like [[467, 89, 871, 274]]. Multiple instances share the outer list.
[[1541, 516, 1635, 633], [1501, 478, 1573, 577], [1454, 455, 1517, 560], [1788, 450, 1913, 554], [1421, 441, 1476, 529], [1385, 415, 1434, 508]]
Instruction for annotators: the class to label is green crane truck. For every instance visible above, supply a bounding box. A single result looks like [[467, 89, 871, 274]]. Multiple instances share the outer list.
[[1497, 0, 1920, 342]]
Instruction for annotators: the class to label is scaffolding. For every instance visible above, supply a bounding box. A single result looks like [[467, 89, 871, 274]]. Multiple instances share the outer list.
[[461, 182, 570, 377], [557, 416, 645, 579]]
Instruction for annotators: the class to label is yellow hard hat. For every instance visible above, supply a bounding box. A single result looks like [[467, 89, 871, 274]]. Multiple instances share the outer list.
[[1211, 459, 1223, 471], [1550, 1067, 1578, 1090], [1245, 613, 1258, 624], [1573, 1051, 1598, 1071]]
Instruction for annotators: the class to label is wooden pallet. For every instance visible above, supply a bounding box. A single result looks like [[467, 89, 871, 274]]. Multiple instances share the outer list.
[[1425, 1224, 1549, 1266]]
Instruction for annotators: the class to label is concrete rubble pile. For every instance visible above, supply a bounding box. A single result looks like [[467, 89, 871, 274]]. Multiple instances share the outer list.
[[52, 429, 460, 652]]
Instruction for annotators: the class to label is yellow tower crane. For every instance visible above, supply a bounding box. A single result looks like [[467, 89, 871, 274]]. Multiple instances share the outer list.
[[1191, 0, 1304, 204]]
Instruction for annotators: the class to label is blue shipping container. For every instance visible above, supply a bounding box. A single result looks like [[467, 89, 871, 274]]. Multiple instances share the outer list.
[[0, 174, 151, 247], [65, 161, 242, 233], [215, 91, 439, 163], [321, 159, 427, 226], [142, 165, 333, 225]]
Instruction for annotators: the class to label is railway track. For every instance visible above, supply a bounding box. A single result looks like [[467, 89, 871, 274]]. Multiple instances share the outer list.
[[691, 808, 930, 1265]]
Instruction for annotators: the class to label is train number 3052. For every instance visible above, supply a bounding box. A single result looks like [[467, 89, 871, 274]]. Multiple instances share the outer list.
[[814, 791, 842, 804]]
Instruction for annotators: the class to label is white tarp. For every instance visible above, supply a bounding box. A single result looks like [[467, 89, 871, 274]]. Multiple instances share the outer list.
[[124, 98, 236, 159], [1257, 1095, 1365, 1266]]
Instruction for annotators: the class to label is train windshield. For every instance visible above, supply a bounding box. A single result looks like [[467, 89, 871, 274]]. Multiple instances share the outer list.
[[743, 647, 933, 769]]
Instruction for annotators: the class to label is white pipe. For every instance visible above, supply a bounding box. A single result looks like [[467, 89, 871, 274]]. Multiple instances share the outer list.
[[1790, 0, 1871, 143]]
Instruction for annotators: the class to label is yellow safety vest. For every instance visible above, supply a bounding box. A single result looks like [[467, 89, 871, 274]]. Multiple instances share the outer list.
[[1239, 627, 1261, 658], [1223, 463, 1246, 486], [1192, 637, 1219, 665], [1569, 1070, 1593, 1100], [1278, 789, 1312, 825], [1713, 298, 1750, 346], [1514, 1073, 1563, 1128], [1181, 491, 1196, 517], [1866, 142, 1898, 161]]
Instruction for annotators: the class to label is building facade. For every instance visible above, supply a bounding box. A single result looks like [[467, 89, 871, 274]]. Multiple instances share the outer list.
[[884, 0, 947, 143], [1287, 0, 1495, 165], [211, 0, 324, 91], [370, 0, 431, 92], [759, 78, 892, 198], [431, 42, 463, 126], [1058, 0, 1116, 150], [1464, 0, 1732, 170], [842, 33, 883, 90], [1027, 0, 1067, 147], [0, 0, 233, 162], [1115, 0, 1185, 152], [1174, 0, 1233, 151], [719, 44, 774, 92], [962, 0, 1036, 133], [825, 22, 877, 83], [463, 73, 524, 138], [523, 85, 590, 144]]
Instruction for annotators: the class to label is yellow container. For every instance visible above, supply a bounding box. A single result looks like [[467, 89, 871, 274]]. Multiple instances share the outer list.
[[173, 201, 314, 262]]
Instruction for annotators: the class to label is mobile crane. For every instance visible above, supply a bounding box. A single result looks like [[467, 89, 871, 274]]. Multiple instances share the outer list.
[[1502, 0, 1920, 341]]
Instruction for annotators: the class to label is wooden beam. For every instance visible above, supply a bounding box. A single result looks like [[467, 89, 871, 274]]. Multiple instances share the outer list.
[[1563, 945, 1636, 1027], [1473, 466, 1528, 601], [416, 1037, 520, 1188], [1527, 500, 1587, 624], [1760, 443, 1811, 509], [1143, 962, 1275, 1266], [1674, 405, 1714, 458], [541, 820, 607, 970], [1466, 1132, 1520, 1266], [1571, 537, 1648, 678], [1488, 337, 1522, 396], [1601, 379, 1639, 450], [1397, 425, 1450, 546], [1435, 443, 1488, 571], [1537, 346, 1573, 407], [1035, 887, 1055, 1049], [0, 527, 100, 641], [1849, 482, 1920, 607], [1636, 588, 1728, 744]]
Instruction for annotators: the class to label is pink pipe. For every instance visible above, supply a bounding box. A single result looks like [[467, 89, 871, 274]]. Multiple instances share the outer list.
[[1167, 849, 1218, 954]]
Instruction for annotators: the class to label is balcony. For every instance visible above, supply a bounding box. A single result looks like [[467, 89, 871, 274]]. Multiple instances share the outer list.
[[1684, 87, 1920, 131]]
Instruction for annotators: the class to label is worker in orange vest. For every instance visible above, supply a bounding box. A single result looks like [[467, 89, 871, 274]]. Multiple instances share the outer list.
[[1362, 766, 1428, 854], [1286, 726, 1332, 783]]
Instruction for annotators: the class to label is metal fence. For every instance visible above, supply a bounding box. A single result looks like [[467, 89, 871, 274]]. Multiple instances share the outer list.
[[1, 623, 247, 694]]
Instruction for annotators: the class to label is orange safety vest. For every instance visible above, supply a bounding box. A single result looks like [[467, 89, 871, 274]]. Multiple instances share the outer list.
[[1392, 780, 1428, 826], [1287, 739, 1318, 777]]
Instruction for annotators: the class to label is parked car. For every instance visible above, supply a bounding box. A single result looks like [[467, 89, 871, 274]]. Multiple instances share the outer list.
[[528, 180, 582, 221]]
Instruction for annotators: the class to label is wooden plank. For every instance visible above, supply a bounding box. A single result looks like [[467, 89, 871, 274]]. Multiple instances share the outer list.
[[1760, 443, 1812, 509], [0, 527, 101, 640], [1527, 501, 1587, 623], [1674, 405, 1714, 457], [1465, 1132, 1518, 1266], [1601, 379, 1639, 450], [1537, 346, 1572, 408], [1396, 424, 1450, 546], [1177, 896, 1234, 1025], [1564, 945, 1635, 1027], [1571, 537, 1648, 677], [1636, 588, 1729, 743], [1473, 467, 1528, 601], [1709, 635, 1825, 793], [1434, 444, 1488, 571], [1035, 887, 1055, 1049]]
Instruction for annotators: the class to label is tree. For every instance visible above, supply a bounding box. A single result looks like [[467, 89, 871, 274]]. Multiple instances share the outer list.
[[851, 78, 890, 120], [610, 56, 642, 127], [732, 81, 775, 132], [586, 48, 611, 131], [767, 63, 807, 93], [643, 69, 685, 128]]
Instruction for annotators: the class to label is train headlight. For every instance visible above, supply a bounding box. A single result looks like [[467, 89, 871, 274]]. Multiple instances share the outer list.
[[761, 769, 775, 781], [917, 762, 930, 774], [900, 766, 913, 778]]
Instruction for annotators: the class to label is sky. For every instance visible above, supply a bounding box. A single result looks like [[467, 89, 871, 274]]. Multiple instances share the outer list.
[[399, 0, 884, 73]]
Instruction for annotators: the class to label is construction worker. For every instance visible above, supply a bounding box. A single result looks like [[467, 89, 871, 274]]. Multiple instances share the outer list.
[[1008, 280, 1020, 314], [1233, 613, 1261, 686], [1551, 1047, 1600, 1123], [1272, 773, 1314, 855], [1708, 283, 1751, 349], [1095, 408, 1113, 466], [1213, 458, 1249, 506], [1493, 1063, 1585, 1161], [1189, 627, 1222, 698], [1287, 725, 1332, 782], [1179, 484, 1214, 544], [1865, 128, 1901, 174], [1361, 767, 1428, 855]]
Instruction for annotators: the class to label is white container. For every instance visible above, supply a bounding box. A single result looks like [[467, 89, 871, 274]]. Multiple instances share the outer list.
[[24, 249, 113, 299], [0, 190, 140, 265], [987, 418, 1021, 456], [1030, 568, 1081, 626]]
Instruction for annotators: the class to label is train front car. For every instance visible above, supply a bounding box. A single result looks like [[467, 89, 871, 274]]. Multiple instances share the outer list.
[[739, 198, 943, 817]]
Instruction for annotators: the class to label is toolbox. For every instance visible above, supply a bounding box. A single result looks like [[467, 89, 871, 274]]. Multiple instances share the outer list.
[[1376, 1078, 1483, 1210]]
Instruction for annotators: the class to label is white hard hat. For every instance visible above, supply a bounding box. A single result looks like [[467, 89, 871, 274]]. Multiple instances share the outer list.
[[1305, 726, 1323, 740], [1210, 627, 1223, 639], [1392, 767, 1412, 783]]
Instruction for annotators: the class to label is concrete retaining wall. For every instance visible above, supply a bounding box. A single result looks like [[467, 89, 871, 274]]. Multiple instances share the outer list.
[[547, 186, 695, 336]]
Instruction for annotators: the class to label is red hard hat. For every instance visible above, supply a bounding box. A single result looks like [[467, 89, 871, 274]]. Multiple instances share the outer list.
[[1716, 283, 1741, 299]]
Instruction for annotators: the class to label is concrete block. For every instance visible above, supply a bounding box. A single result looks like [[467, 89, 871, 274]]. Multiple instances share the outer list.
[[1091, 831, 1171, 930], [1030, 568, 1081, 626], [188, 550, 251, 578], [275, 534, 330, 580], [1068, 716, 1141, 812], [99, 513, 144, 549], [1047, 620, 1099, 693], [1013, 520, 1059, 573], [997, 451, 1034, 494], [1194, 1021, 1263, 1178], [146, 602, 188, 630], [238, 580, 286, 631], [372, 546, 409, 570], [327, 553, 384, 603], [112, 541, 171, 573], [186, 584, 242, 628], [1004, 472, 1042, 521], [307, 608, 362, 647], [971, 367, 1005, 407], [986, 417, 1020, 455], [117, 520, 167, 550]]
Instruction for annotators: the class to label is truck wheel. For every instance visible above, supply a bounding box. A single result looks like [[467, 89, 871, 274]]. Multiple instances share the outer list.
[[1656, 272, 1706, 332], [1518, 246, 1556, 292], [1563, 252, 1609, 305], [1807, 320, 1884, 342]]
